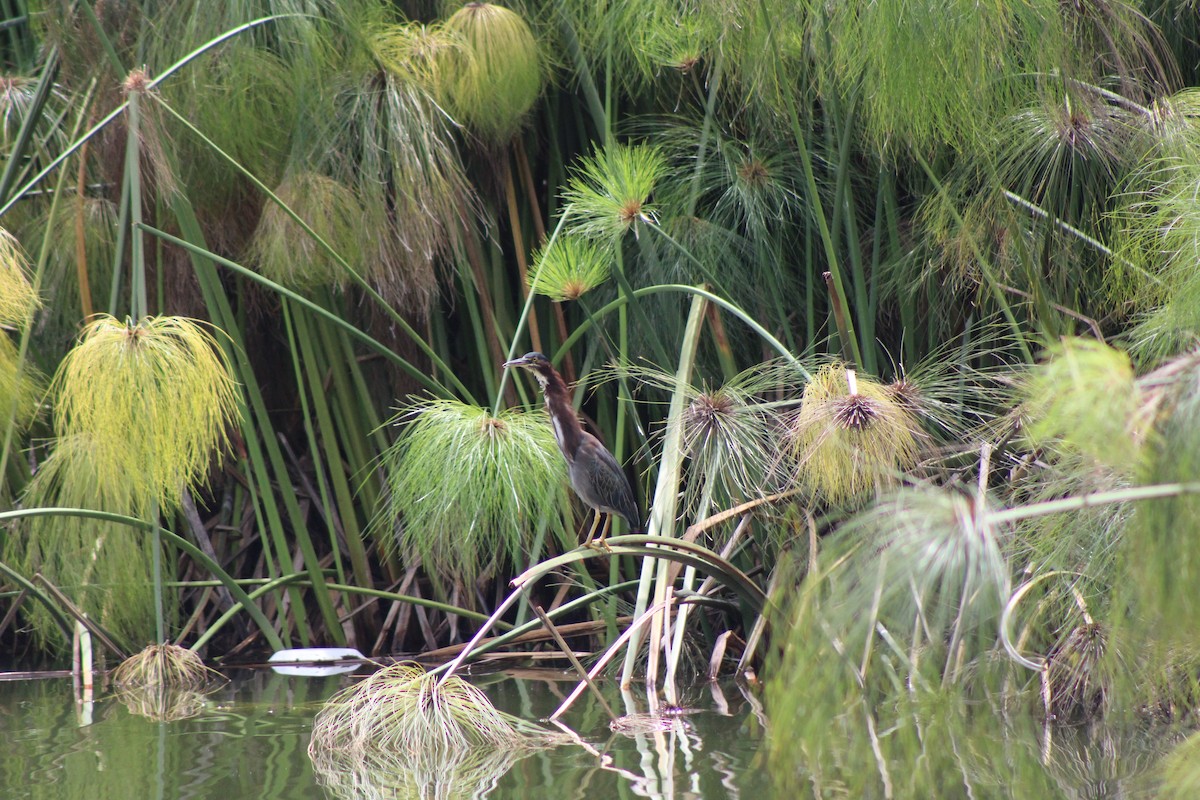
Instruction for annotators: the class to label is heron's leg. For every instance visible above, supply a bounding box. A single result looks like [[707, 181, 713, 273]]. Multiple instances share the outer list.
[[592, 513, 614, 552], [581, 509, 602, 547]]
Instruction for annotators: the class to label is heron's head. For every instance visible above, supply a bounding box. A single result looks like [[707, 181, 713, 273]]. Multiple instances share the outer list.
[[503, 351, 550, 369], [503, 352, 555, 389]]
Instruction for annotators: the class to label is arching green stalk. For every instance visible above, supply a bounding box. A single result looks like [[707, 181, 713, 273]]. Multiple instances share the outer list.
[[1004, 189, 1156, 284], [148, 96, 474, 403], [493, 208, 572, 413], [988, 482, 1200, 526], [555, 283, 811, 379], [0, 16, 294, 219], [190, 575, 509, 653], [513, 536, 766, 612], [0, 507, 284, 651], [436, 531, 765, 688], [136, 224, 452, 398], [0, 558, 75, 642]]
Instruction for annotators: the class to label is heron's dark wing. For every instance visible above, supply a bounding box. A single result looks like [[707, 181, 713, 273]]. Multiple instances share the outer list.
[[570, 434, 641, 530]]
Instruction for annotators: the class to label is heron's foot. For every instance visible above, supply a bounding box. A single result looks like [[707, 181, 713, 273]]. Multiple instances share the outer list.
[[585, 535, 613, 553], [580, 513, 614, 552], [583, 534, 614, 554]]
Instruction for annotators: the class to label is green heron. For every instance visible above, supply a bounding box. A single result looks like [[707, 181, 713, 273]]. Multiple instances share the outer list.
[[504, 352, 640, 547]]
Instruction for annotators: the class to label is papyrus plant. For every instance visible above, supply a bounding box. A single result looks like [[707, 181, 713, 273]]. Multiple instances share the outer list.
[[0, 332, 40, 430], [306, 16, 477, 313], [439, 2, 545, 144], [788, 363, 923, 504], [0, 228, 38, 327], [378, 399, 571, 584], [249, 171, 367, 290], [563, 143, 668, 243], [50, 314, 239, 510], [1022, 337, 1149, 472], [13, 434, 160, 650], [310, 663, 563, 798], [527, 235, 613, 301]]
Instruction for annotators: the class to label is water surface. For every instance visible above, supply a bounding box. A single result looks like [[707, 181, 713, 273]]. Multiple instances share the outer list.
[[0, 670, 770, 800]]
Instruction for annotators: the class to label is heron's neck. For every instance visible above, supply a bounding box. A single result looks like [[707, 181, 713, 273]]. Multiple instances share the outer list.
[[539, 371, 584, 458]]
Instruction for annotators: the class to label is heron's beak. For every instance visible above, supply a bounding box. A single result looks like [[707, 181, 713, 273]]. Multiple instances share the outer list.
[[503, 356, 528, 369]]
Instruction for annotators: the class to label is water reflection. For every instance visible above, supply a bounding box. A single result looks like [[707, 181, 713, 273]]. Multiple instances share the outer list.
[[303, 673, 768, 800], [114, 685, 219, 721], [9, 667, 1183, 799], [0, 671, 337, 800], [0, 670, 769, 800], [769, 696, 1191, 800], [486, 677, 769, 800], [312, 742, 525, 800]]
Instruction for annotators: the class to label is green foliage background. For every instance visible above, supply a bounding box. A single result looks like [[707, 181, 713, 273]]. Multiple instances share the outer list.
[[4, 0, 1200, 793]]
